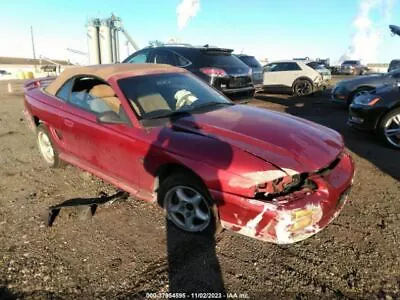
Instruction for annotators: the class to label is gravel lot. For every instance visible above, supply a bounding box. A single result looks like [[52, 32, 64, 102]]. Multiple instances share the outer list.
[[0, 77, 399, 299]]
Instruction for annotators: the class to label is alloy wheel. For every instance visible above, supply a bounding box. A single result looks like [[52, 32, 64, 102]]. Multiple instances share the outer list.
[[384, 113, 400, 148], [164, 186, 211, 232], [295, 81, 312, 96], [37, 131, 55, 164]]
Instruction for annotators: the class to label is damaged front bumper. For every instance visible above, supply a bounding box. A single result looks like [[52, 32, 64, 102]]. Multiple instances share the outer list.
[[212, 152, 355, 244]]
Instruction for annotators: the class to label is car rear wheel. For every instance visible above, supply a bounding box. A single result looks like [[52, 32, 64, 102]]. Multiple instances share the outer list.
[[36, 125, 64, 168], [293, 79, 313, 96], [159, 173, 216, 233], [378, 108, 400, 149]]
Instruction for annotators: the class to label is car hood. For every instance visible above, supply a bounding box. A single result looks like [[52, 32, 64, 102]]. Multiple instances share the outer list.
[[172, 105, 344, 174], [339, 73, 384, 85], [374, 82, 399, 94]]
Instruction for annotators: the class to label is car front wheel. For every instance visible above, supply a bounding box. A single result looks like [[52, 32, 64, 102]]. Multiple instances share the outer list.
[[378, 108, 400, 149], [159, 173, 215, 233]]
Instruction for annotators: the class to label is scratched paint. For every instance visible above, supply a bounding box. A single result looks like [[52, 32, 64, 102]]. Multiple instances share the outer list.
[[220, 201, 324, 244]]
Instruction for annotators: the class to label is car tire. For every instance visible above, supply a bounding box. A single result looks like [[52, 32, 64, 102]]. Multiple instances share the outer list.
[[378, 108, 400, 149], [36, 124, 65, 168], [293, 79, 313, 97], [158, 172, 220, 234]]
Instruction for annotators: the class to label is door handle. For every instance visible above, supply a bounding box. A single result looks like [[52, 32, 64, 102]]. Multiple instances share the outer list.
[[64, 119, 74, 128]]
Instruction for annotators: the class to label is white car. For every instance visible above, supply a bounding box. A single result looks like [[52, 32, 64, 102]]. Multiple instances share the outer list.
[[262, 60, 324, 96]]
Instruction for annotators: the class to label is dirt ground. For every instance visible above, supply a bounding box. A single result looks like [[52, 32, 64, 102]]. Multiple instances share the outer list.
[[0, 77, 399, 300]]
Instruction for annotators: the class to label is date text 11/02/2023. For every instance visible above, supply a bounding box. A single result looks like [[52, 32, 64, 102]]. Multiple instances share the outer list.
[[145, 292, 250, 299]]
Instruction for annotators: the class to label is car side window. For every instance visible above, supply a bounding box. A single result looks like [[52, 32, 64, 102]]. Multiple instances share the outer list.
[[280, 62, 301, 71], [68, 77, 125, 116], [264, 63, 280, 72], [175, 53, 191, 67], [152, 50, 176, 65], [55, 78, 74, 101], [126, 49, 151, 63]]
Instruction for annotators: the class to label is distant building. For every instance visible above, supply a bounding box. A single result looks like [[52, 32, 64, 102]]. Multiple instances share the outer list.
[[0, 56, 73, 77]]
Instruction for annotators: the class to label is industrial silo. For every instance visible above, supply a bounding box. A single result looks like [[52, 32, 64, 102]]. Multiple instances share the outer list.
[[112, 28, 120, 63], [99, 19, 113, 64], [87, 19, 101, 65]]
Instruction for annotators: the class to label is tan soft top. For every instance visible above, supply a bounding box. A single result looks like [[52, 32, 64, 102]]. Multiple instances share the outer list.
[[46, 63, 181, 95]]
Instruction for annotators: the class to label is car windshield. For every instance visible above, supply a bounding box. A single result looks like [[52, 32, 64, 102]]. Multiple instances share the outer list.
[[387, 69, 400, 77], [238, 56, 262, 68], [118, 73, 233, 120], [389, 61, 400, 71]]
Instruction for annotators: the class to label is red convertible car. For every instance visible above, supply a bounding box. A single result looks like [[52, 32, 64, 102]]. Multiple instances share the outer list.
[[24, 64, 355, 244]]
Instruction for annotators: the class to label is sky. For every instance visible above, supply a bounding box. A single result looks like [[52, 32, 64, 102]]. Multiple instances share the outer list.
[[1, 0, 400, 65]]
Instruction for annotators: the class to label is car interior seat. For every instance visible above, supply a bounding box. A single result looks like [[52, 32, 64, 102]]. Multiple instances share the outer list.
[[89, 84, 121, 114], [136, 93, 171, 115]]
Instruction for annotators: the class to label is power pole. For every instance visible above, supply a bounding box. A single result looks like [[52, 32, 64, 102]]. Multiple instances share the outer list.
[[30, 26, 37, 72]]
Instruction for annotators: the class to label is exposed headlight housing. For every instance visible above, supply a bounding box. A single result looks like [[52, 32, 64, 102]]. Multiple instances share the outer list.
[[353, 96, 381, 106]]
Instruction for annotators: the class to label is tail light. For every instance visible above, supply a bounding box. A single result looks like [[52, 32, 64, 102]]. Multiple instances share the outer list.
[[200, 67, 227, 77], [24, 80, 41, 92]]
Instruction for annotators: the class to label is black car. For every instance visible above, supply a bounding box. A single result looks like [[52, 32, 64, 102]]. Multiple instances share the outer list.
[[332, 69, 400, 105], [388, 59, 400, 72], [123, 45, 254, 97], [348, 83, 400, 149], [235, 54, 263, 88]]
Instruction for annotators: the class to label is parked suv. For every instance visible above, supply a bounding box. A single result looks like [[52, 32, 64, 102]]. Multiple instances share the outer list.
[[235, 54, 263, 88], [340, 60, 367, 75], [262, 60, 324, 96], [123, 45, 254, 97]]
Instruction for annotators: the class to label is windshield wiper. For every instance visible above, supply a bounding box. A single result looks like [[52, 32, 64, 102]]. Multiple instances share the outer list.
[[145, 102, 234, 120], [192, 101, 235, 110], [146, 110, 191, 120]]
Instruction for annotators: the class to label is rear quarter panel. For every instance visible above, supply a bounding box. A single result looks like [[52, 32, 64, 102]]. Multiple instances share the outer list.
[[24, 89, 66, 149]]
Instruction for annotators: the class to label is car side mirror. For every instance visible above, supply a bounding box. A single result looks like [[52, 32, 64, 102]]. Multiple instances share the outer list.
[[96, 111, 125, 125]]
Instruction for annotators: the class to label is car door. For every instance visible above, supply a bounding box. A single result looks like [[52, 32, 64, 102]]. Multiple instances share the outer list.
[[263, 63, 280, 87], [37, 78, 75, 154], [274, 62, 303, 88], [59, 76, 141, 190]]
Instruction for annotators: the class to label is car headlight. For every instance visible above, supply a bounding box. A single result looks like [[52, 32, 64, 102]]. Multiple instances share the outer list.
[[353, 96, 381, 106]]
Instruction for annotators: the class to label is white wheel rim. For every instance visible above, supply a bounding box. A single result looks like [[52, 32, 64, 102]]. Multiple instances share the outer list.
[[38, 131, 55, 164], [384, 113, 400, 148]]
